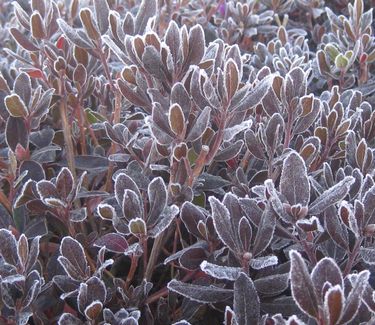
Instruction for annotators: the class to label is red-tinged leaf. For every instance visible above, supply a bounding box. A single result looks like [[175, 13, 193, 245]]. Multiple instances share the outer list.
[[25, 69, 44, 79], [289, 250, 319, 319], [224, 59, 239, 100], [238, 216, 252, 253], [15, 143, 29, 161], [224, 306, 236, 325], [17, 233, 28, 268], [94, 233, 128, 253], [56, 35, 65, 49], [165, 21, 181, 65], [14, 72, 31, 106], [30, 11, 46, 39], [77, 276, 106, 315]]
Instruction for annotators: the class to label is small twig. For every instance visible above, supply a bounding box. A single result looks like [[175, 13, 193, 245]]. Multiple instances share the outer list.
[[58, 72, 77, 179], [145, 270, 199, 305], [125, 255, 139, 289], [0, 189, 12, 213], [145, 224, 175, 281], [343, 238, 362, 277]]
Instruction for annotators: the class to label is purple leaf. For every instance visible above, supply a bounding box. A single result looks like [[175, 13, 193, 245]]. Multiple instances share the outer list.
[[339, 270, 369, 323], [232, 75, 273, 112], [234, 273, 260, 325], [186, 106, 211, 142], [0, 229, 19, 266], [180, 202, 207, 240], [311, 257, 343, 301], [69, 207, 88, 223], [147, 177, 167, 227], [167, 279, 233, 303], [250, 255, 278, 270], [309, 176, 355, 215], [58, 236, 89, 281], [254, 273, 289, 296], [122, 189, 143, 222], [36, 180, 59, 200], [77, 276, 106, 315], [280, 151, 310, 207], [200, 261, 242, 281], [114, 173, 141, 207], [209, 196, 239, 253], [25, 235, 40, 273], [94, 233, 129, 254], [360, 247, 375, 265], [187, 24, 205, 66], [289, 250, 319, 319], [252, 205, 276, 256], [134, 0, 156, 34], [58, 313, 84, 325], [148, 205, 179, 238], [56, 167, 74, 200]]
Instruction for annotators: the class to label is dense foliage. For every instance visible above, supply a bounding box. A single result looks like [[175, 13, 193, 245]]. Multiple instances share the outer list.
[[0, 0, 375, 324]]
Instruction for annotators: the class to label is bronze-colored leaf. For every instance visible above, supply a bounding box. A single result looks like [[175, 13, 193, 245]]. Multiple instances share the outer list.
[[10, 28, 39, 52], [324, 286, 344, 325], [80, 9, 101, 42], [169, 104, 185, 136], [224, 59, 239, 101], [5, 94, 28, 118], [30, 12, 46, 39]]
